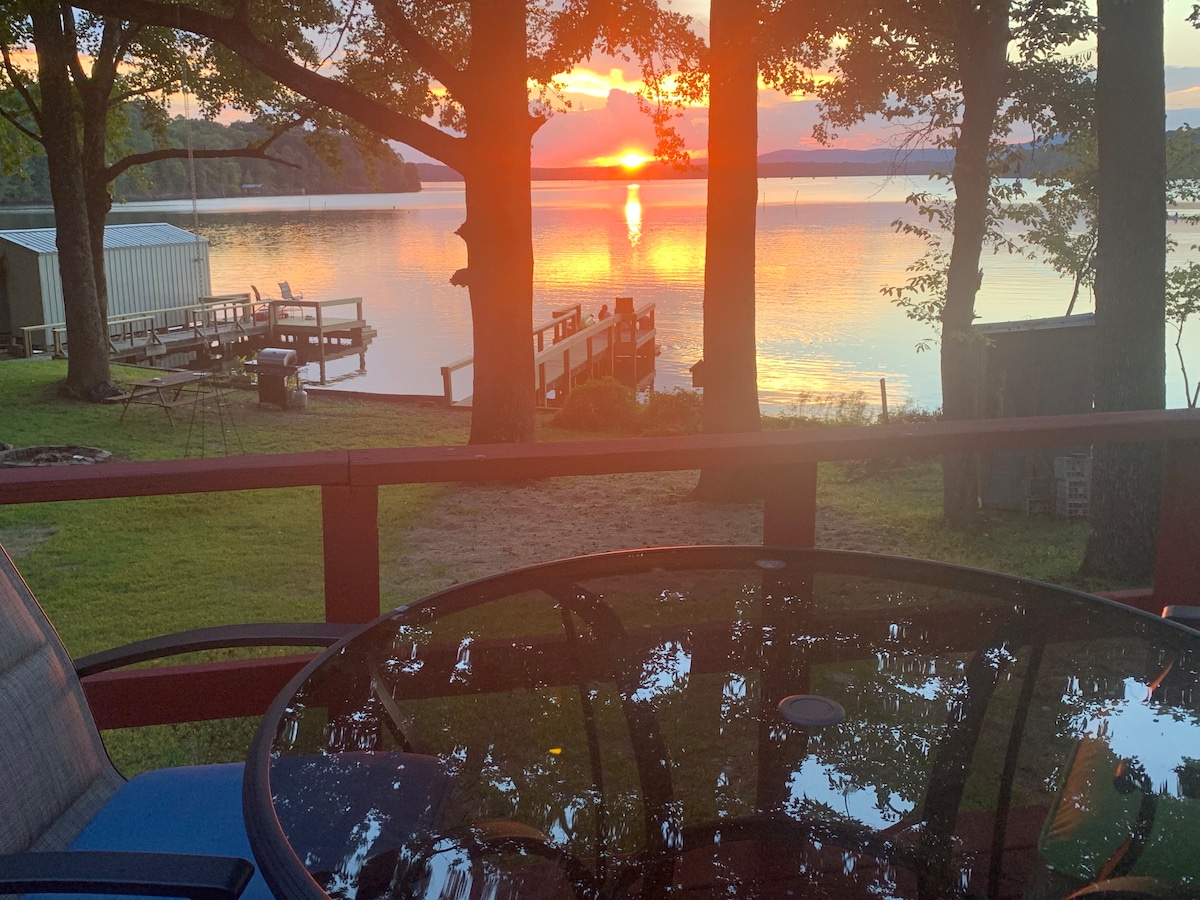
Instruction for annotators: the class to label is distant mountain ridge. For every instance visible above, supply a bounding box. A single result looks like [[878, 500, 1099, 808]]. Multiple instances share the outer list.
[[757, 147, 955, 164], [417, 148, 955, 183], [418, 134, 1200, 182]]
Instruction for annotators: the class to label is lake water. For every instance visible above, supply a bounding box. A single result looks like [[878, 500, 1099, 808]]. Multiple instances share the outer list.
[[7, 177, 1199, 412]]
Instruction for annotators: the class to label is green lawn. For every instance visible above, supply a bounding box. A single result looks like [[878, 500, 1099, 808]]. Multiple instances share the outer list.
[[1, 359, 473, 654], [818, 460, 1095, 588], [0, 358, 1108, 772]]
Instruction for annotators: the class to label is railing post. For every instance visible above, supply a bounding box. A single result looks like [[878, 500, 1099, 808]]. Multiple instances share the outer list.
[[762, 462, 818, 548], [321, 484, 381, 623], [316, 304, 326, 367], [441, 366, 454, 405], [1152, 439, 1200, 605]]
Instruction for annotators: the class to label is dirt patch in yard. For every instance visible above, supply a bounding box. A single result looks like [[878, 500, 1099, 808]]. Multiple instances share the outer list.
[[0, 526, 58, 559], [390, 469, 904, 597]]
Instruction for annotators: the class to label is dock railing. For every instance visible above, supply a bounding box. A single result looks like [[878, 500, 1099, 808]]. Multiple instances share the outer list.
[[534, 301, 656, 402], [440, 305, 582, 406], [3, 408, 1199, 729], [442, 302, 656, 406], [266, 296, 365, 329], [267, 297, 367, 371], [27, 294, 256, 358]]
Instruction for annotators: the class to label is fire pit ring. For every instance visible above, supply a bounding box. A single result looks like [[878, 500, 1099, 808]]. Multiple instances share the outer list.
[[0, 446, 113, 467]]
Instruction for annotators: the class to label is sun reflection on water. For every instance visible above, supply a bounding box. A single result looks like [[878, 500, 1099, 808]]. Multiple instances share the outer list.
[[624, 184, 642, 248]]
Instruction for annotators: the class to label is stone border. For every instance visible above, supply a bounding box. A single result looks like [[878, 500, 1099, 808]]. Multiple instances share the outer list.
[[0, 446, 113, 467]]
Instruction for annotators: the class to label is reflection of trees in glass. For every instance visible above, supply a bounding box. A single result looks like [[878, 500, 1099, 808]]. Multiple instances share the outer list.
[[266, 560, 1200, 898], [794, 656, 963, 824], [1047, 639, 1200, 799]]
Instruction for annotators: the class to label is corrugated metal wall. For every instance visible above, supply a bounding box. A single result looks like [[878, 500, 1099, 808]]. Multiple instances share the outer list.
[[105, 242, 212, 324], [39, 253, 62, 326], [39, 242, 212, 327]]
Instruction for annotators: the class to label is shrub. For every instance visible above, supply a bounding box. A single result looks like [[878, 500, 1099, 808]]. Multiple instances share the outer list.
[[553, 376, 640, 432], [640, 388, 703, 435], [887, 401, 941, 425], [765, 389, 874, 430]]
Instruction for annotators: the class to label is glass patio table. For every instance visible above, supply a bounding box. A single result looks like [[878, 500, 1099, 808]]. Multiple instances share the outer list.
[[243, 547, 1200, 900]]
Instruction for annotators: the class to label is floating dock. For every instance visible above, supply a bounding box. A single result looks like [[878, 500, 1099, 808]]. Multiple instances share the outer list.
[[265, 296, 377, 381]]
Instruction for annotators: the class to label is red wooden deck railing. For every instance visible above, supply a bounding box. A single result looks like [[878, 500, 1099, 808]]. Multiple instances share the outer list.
[[3, 408, 1199, 729]]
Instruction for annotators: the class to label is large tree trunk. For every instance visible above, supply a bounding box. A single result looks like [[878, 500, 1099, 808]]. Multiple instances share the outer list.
[[31, 2, 112, 400], [84, 179, 114, 329], [939, 0, 1010, 527], [1081, 0, 1166, 583], [460, 0, 535, 444], [80, 32, 117, 334], [695, 0, 762, 500]]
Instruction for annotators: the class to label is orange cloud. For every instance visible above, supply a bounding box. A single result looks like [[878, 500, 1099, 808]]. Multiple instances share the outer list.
[[1167, 84, 1200, 109], [557, 66, 646, 100]]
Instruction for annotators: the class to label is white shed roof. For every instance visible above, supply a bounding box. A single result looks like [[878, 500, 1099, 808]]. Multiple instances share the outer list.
[[0, 223, 206, 255]]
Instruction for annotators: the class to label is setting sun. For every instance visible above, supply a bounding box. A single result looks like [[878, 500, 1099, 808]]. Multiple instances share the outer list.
[[586, 150, 655, 170]]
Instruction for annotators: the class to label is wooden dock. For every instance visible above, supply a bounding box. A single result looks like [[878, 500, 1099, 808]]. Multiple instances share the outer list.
[[22, 293, 374, 381], [266, 296, 376, 380], [441, 298, 656, 408]]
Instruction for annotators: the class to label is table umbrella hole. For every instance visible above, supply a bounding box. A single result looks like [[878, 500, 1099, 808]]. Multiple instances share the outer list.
[[778, 694, 845, 727]]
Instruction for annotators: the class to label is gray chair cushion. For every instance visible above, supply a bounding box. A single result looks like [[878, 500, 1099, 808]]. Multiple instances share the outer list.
[[0, 547, 122, 852]]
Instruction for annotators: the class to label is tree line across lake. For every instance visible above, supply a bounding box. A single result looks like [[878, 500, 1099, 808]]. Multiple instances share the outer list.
[[0, 116, 420, 206]]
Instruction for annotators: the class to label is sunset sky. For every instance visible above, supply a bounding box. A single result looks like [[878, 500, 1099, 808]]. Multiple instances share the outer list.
[[408, 0, 1200, 168]]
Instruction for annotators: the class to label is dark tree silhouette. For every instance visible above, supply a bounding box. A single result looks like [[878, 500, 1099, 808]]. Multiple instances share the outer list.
[[694, 0, 761, 500], [694, 2, 839, 500], [803, 0, 1092, 526], [25, 1, 108, 398], [1081, 0, 1166, 583]]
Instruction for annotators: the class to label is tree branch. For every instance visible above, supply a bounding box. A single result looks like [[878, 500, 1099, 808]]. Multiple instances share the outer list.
[[59, 1, 89, 85], [76, 16, 125, 114], [1, 42, 44, 130], [70, 0, 467, 170], [104, 143, 301, 183], [104, 108, 312, 182], [114, 20, 143, 60], [107, 81, 171, 106], [371, 0, 468, 99], [0, 105, 44, 144]]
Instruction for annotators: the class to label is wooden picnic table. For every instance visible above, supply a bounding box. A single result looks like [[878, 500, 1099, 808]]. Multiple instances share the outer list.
[[119, 371, 224, 425]]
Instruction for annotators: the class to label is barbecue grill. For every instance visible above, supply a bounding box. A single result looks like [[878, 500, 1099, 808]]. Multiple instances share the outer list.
[[244, 348, 299, 408]]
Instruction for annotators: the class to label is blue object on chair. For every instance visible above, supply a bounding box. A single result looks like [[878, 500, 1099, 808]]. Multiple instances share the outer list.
[[62, 764, 271, 900]]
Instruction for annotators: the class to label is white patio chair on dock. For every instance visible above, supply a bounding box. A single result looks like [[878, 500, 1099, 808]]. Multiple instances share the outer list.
[[278, 282, 304, 303]]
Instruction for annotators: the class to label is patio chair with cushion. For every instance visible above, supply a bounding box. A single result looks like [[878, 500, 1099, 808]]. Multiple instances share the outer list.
[[0, 543, 349, 899]]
